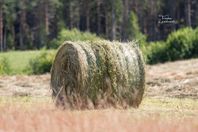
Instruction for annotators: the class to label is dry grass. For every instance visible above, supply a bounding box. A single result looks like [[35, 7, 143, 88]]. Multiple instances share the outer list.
[[0, 59, 197, 99], [146, 58, 198, 98], [0, 58, 198, 132], [0, 108, 197, 132], [0, 97, 198, 132]]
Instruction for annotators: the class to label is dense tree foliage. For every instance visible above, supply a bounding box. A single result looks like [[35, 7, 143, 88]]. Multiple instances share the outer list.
[[0, 0, 197, 51]]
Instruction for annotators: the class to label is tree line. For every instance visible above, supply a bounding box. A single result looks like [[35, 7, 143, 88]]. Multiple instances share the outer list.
[[0, 0, 197, 51]]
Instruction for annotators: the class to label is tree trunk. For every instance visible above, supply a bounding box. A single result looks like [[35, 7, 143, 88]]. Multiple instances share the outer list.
[[44, 0, 49, 49], [111, 5, 116, 40], [86, 12, 90, 31], [19, 0, 29, 50], [19, 10, 26, 49], [0, 2, 3, 51], [97, 0, 100, 34], [105, 11, 109, 38], [121, 0, 129, 41], [186, 0, 191, 26], [196, 0, 198, 25], [3, 27, 6, 50], [11, 25, 15, 49], [69, 2, 73, 29], [83, 0, 90, 32], [70, 0, 80, 29], [44, 0, 49, 35]]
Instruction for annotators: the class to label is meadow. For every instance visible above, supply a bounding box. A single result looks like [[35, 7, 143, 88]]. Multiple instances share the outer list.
[[0, 54, 198, 131], [0, 50, 55, 74]]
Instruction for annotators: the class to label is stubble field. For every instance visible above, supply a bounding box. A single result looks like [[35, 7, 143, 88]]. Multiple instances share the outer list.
[[0, 59, 198, 132]]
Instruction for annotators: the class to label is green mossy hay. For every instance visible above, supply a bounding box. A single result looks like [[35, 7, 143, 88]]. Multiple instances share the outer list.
[[51, 41, 145, 109]]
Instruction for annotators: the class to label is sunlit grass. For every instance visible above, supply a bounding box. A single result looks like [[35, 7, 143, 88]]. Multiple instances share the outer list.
[[0, 96, 197, 118], [0, 96, 197, 132], [141, 97, 198, 110], [0, 50, 56, 74]]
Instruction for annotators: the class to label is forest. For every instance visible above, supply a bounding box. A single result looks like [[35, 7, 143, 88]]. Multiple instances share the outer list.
[[1, 1, 198, 131], [0, 0, 198, 51]]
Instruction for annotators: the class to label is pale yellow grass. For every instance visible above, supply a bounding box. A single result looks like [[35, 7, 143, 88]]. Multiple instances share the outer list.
[[0, 97, 198, 132]]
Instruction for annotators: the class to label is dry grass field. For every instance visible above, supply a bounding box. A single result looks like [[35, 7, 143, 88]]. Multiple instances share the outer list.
[[0, 59, 198, 132]]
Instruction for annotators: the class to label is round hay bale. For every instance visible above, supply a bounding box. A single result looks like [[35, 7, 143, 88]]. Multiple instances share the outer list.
[[51, 41, 145, 109]]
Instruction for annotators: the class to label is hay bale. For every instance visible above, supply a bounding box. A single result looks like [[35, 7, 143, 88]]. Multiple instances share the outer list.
[[51, 41, 145, 109]]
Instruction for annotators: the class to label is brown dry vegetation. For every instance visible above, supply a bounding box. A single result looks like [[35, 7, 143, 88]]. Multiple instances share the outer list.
[[146, 58, 198, 98], [0, 58, 197, 98], [0, 97, 198, 132], [0, 105, 197, 132], [0, 59, 198, 132]]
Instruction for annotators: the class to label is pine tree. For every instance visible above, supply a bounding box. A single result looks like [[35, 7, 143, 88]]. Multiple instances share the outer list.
[[126, 11, 145, 43], [0, 0, 3, 51]]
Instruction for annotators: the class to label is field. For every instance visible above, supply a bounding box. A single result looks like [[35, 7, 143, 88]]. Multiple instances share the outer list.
[[0, 55, 198, 131], [0, 50, 55, 74], [0, 97, 198, 132]]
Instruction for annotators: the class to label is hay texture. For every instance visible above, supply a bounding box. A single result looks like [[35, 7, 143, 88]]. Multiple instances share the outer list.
[[51, 41, 145, 109]]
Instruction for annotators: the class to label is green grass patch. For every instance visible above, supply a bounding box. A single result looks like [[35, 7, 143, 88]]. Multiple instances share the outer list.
[[0, 50, 55, 75]]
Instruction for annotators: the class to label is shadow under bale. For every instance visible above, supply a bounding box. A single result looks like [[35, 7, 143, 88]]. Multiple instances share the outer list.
[[51, 41, 145, 109]]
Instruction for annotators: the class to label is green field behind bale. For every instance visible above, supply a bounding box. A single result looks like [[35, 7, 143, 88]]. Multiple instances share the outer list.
[[0, 50, 55, 75], [51, 41, 145, 109]]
